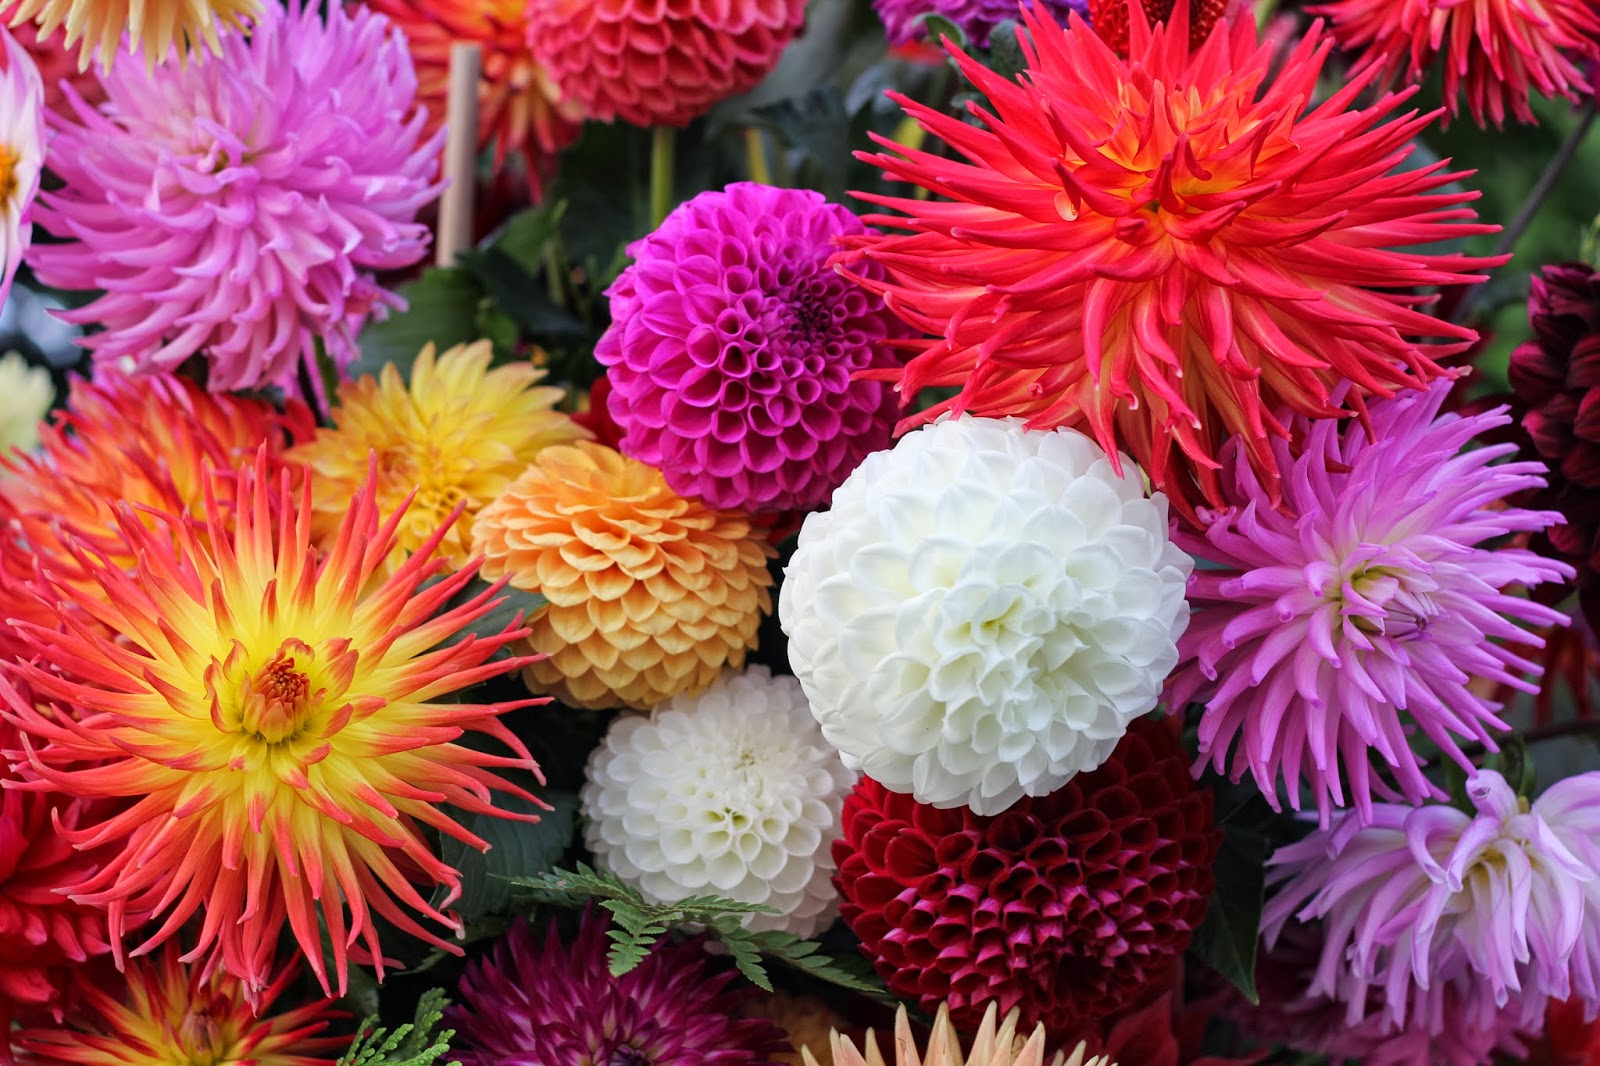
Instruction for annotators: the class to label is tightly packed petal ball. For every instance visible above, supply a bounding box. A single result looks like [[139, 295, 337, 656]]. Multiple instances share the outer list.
[[524, 0, 807, 127], [873, 0, 1087, 48], [472, 441, 776, 710], [780, 415, 1192, 815], [30, 0, 441, 392], [832, 717, 1219, 1033], [596, 182, 909, 513], [0, 26, 43, 315], [582, 666, 854, 938], [448, 909, 788, 1066], [803, 1003, 1110, 1066]]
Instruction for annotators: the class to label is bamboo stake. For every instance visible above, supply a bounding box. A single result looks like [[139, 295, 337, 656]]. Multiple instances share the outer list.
[[436, 42, 483, 268]]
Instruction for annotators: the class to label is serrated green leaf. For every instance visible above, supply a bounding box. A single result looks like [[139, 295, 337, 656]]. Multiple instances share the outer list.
[[336, 988, 454, 1066], [351, 268, 485, 380], [435, 787, 576, 923], [1189, 825, 1267, 1004]]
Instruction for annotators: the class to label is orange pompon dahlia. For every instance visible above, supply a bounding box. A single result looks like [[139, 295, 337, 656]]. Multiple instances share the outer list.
[[471, 441, 776, 710], [0, 453, 548, 998], [14, 946, 345, 1066], [362, 0, 582, 199], [288, 340, 590, 574], [838, 4, 1501, 524], [1313, 0, 1600, 127]]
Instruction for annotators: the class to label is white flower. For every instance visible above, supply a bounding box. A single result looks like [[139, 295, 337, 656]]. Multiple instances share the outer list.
[[581, 665, 855, 937], [779, 415, 1192, 816], [0, 352, 51, 454], [0, 27, 43, 311]]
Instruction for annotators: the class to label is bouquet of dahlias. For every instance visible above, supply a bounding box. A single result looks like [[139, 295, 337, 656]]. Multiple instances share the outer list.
[[2, 0, 1600, 1062]]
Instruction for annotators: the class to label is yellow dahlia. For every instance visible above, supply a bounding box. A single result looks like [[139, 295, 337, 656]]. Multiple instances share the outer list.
[[804, 1004, 1112, 1066], [0, 453, 548, 997], [471, 441, 775, 710], [5, 0, 260, 72], [288, 340, 590, 573]]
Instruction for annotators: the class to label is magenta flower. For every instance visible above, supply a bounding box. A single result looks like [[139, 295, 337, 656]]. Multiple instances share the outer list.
[[1166, 380, 1573, 823], [447, 907, 788, 1066], [29, 0, 440, 393], [872, 0, 1088, 46], [595, 182, 908, 513], [1262, 771, 1600, 1037]]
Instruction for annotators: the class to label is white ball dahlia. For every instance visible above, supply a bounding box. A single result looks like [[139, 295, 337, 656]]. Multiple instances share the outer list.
[[780, 416, 1193, 816], [581, 666, 854, 938]]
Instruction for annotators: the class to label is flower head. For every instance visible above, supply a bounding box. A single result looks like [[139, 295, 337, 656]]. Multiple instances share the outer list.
[[802, 1003, 1111, 1066], [524, 0, 807, 127], [833, 717, 1219, 1034], [1312, 0, 1600, 127], [873, 0, 1089, 48], [0, 452, 548, 998], [597, 183, 909, 513], [471, 441, 776, 710], [362, 0, 582, 198], [288, 341, 590, 572], [30, 0, 441, 393], [0, 26, 42, 314], [13, 946, 345, 1066], [780, 416, 1191, 815], [4, 0, 259, 72], [582, 665, 854, 938], [1262, 770, 1600, 1035], [1085, 0, 1228, 53], [0, 351, 52, 453], [1166, 380, 1573, 824], [837, 4, 1498, 523], [447, 908, 788, 1066]]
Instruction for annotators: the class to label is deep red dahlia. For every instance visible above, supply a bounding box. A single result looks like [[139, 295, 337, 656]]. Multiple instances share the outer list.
[[1087, 0, 1229, 53], [832, 716, 1219, 1036]]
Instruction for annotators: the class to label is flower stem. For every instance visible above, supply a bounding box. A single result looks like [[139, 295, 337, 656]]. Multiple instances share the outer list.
[[649, 125, 676, 230], [744, 128, 773, 186]]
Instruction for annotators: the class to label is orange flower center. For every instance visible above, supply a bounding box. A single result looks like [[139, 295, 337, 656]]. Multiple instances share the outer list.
[[0, 144, 18, 205], [170, 998, 243, 1066], [237, 646, 314, 744]]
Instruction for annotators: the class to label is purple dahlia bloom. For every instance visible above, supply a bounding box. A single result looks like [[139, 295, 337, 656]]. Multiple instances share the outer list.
[[1166, 380, 1573, 825], [448, 908, 789, 1066], [873, 0, 1090, 47], [596, 182, 909, 513], [29, 1, 441, 393]]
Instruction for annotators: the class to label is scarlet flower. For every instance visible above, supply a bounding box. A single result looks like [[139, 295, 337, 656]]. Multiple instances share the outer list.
[[1087, 0, 1229, 54]]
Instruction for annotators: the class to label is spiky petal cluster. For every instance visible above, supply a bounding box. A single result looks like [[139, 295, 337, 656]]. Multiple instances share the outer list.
[[837, 4, 1498, 524], [0, 453, 548, 998], [1167, 381, 1572, 824], [363, 0, 583, 198], [1262, 771, 1600, 1036], [802, 1003, 1111, 1066], [1312, 0, 1600, 127], [4, 0, 259, 72], [524, 0, 808, 127], [287, 341, 591, 573], [873, 0, 1088, 48], [447, 909, 788, 1066], [13, 946, 345, 1066], [30, 0, 441, 393], [0, 25, 42, 315]]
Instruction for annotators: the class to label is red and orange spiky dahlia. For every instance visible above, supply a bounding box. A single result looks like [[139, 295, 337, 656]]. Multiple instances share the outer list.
[[363, 0, 582, 198], [0, 454, 548, 998], [837, 4, 1499, 524]]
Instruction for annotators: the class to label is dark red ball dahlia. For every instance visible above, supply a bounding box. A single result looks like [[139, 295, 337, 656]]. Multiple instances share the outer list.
[[832, 716, 1220, 1037]]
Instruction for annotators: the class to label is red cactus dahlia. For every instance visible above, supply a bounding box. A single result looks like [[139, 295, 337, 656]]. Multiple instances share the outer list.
[[838, 4, 1499, 524], [832, 716, 1219, 1036]]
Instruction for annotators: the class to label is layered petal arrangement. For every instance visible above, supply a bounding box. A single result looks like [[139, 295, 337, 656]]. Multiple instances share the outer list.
[[471, 441, 776, 710], [833, 718, 1219, 1034], [597, 183, 910, 513], [3, 0, 259, 71], [30, 0, 441, 392], [837, 4, 1498, 523], [582, 666, 855, 938], [447, 908, 789, 1066], [873, 0, 1089, 48], [0, 26, 42, 314], [1167, 380, 1573, 823], [0, 455, 548, 996], [803, 1003, 1111, 1066], [781, 416, 1192, 815], [288, 341, 590, 572]]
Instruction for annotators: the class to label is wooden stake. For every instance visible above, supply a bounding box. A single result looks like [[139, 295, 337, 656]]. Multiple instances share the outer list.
[[436, 42, 482, 269]]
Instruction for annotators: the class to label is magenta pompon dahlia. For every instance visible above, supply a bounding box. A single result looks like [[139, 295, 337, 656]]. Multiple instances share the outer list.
[[596, 182, 909, 513], [1166, 379, 1573, 824], [29, 0, 441, 393]]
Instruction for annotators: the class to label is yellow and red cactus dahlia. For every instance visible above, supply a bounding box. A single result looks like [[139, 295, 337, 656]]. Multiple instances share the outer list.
[[14, 946, 346, 1066], [837, 4, 1501, 525], [0, 453, 548, 998]]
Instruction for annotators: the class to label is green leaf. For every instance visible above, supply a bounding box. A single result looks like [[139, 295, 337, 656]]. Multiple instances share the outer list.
[[1442, 757, 1476, 815], [1189, 825, 1267, 1004], [339, 964, 382, 1026], [488, 202, 568, 276], [336, 988, 455, 1066], [914, 12, 968, 48], [425, 575, 548, 653], [1484, 733, 1537, 798], [352, 268, 485, 380], [750, 88, 853, 202], [436, 787, 578, 923], [985, 21, 1027, 79], [461, 246, 588, 340]]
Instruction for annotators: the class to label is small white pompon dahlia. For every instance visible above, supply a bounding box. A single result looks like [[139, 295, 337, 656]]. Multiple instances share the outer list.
[[581, 666, 855, 938], [779, 415, 1193, 816]]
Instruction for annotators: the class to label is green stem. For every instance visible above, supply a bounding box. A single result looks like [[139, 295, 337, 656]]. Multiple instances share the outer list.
[[744, 128, 773, 186], [649, 125, 676, 230]]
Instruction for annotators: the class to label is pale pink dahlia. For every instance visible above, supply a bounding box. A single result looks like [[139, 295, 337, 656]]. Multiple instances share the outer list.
[[1166, 380, 1572, 823], [0, 25, 43, 315], [29, 0, 440, 393], [1262, 771, 1600, 1037], [595, 183, 908, 513]]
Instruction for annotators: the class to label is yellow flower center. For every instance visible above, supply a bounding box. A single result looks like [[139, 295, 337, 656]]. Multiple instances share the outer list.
[[163, 1000, 246, 1066], [239, 651, 312, 744], [0, 143, 18, 205]]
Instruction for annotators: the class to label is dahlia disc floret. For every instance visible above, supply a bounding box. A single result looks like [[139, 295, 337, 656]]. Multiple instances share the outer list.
[[780, 415, 1192, 815], [1166, 380, 1573, 823], [1262, 770, 1600, 1035], [0, 25, 42, 315], [0, 453, 549, 997], [597, 183, 910, 513], [804, 1003, 1111, 1066], [581, 666, 855, 938], [837, 3, 1499, 523], [30, 0, 441, 392]]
